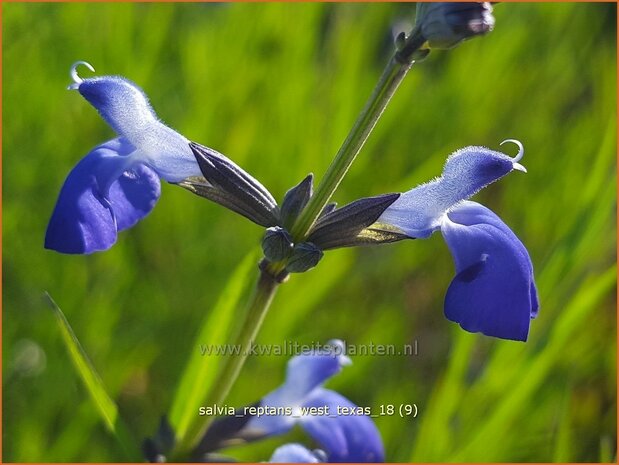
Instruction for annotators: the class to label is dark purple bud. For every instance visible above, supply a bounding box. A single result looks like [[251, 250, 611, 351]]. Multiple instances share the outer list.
[[416, 2, 495, 49]]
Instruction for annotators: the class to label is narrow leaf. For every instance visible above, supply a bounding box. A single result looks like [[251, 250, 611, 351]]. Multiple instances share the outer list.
[[44, 292, 141, 460]]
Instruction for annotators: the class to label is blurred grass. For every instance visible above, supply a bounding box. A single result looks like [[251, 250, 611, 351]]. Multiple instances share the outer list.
[[3, 3, 616, 462], [45, 293, 141, 460]]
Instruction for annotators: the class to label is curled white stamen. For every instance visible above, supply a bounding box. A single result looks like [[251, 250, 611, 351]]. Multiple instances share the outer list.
[[500, 138, 524, 163], [68, 61, 95, 89]]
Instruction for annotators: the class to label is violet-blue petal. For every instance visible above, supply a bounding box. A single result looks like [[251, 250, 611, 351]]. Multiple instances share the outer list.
[[441, 201, 537, 341], [300, 388, 384, 463], [378, 145, 519, 238], [45, 139, 160, 254], [76, 75, 200, 183], [445, 201, 539, 317], [245, 342, 351, 437], [281, 343, 351, 400], [78, 76, 155, 137], [270, 444, 322, 463], [110, 164, 161, 231]]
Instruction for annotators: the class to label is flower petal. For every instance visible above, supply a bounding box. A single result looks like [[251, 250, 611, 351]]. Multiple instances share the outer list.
[[299, 388, 384, 462], [530, 281, 540, 318], [246, 341, 351, 437], [279, 341, 351, 402], [110, 163, 161, 231], [77, 75, 201, 183], [378, 145, 521, 238], [270, 444, 322, 463], [78, 76, 157, 140], [441, 201, 537, 341], [45, 138, 160, 254]]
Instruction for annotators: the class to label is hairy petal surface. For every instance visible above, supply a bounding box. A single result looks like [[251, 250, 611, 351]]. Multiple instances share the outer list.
[[77, 75, 201, 182], [378, 145, 520, 237]]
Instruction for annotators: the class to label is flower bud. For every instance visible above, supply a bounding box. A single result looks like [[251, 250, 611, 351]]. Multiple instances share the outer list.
[[262, 227, 294, 262], [415, 2, 495, 50], [285, 242, 323, 273]]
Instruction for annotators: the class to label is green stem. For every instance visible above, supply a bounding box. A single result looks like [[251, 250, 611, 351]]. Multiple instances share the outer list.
[[290, 31, 425, 242], [181, 268, 279, 456], [177, 29, 426, 460]]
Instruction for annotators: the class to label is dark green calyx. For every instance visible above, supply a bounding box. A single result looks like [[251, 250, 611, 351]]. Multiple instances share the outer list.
[[308, 193, 402, 250], [280, 174, 314, 230], [187, 141, 280, 227], [319, 202, 338, 219], [261, 227, 294, 262], [285, 242, 324, 273]]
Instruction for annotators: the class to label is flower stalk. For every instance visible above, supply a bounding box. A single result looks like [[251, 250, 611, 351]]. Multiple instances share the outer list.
[[176, 269, 280, 457], [290, 28, 426, 242], [177, 27, 428, 458]]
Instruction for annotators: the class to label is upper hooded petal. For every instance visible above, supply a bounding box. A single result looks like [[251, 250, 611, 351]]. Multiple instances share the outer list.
[[441, 201, 537, 341], [45, 138, 160, 254], [378, 144, 522, 238], [78, 76, 156, 137], [299, 388, 384, 463], [76, 74, 201, 183]]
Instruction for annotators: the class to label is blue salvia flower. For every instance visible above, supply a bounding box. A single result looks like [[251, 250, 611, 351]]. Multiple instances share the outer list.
[[269, 444, 325, 463], [231, 340, 384, 462], [46, 61, 277, 254], [378, 140, 539, 341], [45, 61, 201, 254]]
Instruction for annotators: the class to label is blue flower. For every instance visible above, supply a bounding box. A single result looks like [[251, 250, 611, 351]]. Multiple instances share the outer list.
[[244, 340, 384, 462], [45, 61, 205, 254], [378, 140, 539, 341]]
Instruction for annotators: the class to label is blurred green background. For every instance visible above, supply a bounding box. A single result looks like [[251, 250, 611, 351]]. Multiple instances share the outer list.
[[3, 2, 616, 462]]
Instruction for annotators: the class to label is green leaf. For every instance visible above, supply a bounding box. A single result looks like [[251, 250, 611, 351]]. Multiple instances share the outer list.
[[45, 292, 141, 460], [169, 248, 260, 448]]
